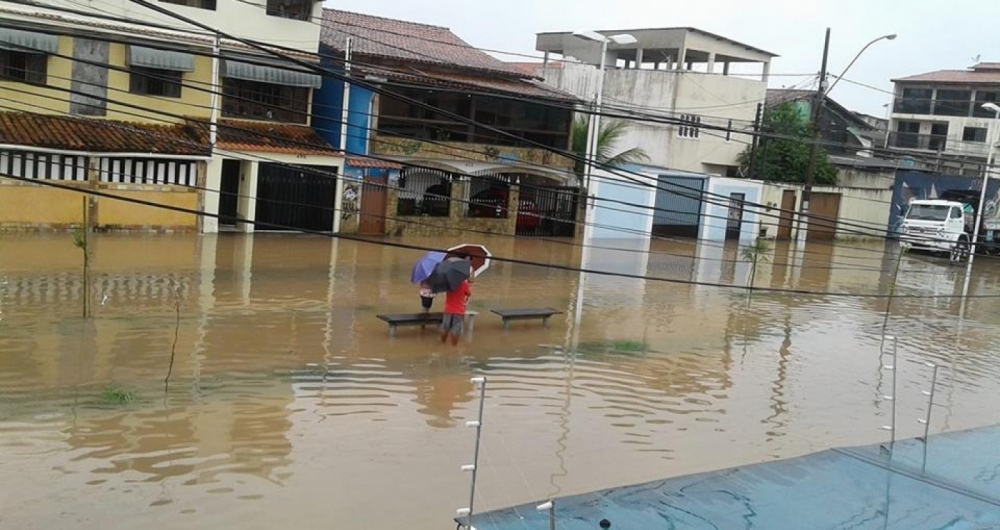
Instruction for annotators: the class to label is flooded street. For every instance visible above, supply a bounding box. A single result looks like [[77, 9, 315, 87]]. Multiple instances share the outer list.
[[3, 233, 1000, 529]]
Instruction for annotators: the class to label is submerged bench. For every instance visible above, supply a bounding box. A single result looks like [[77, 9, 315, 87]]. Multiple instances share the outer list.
[[376, 311, 479, 337], [491, 308, 563, 330]]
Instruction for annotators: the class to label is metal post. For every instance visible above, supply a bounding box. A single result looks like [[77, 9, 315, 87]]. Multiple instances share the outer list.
[[917, 363, 939, 441], [797, 28, 831, 245], [334, 37, 352, 234], [458, 376, 487, 530], [537, 500, 555, 530], [880, 335, 899, 451], [581, 39, 608, 241], [969, 108, 1000, 266]]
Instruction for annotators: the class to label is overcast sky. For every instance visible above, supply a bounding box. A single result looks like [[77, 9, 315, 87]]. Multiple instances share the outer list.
[[327, 0, 1000, 117]]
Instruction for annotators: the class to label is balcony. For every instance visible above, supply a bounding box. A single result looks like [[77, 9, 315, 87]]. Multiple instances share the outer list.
[[888, 131, 948, 152]]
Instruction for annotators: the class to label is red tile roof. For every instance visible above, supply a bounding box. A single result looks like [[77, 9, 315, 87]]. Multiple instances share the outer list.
[[0, 112, 209, 155], [892, 69, 1000, 84], [347, 157, 402, 169], [216, 120, 342, 156], [321, 9, 526, 78], [506, 62, 552, 76]]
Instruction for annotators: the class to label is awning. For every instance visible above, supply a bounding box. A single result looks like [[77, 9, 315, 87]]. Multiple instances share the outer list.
[[128, 45, 195, 72], [0, 28, 58, 54], [223, 59, 322, 88]]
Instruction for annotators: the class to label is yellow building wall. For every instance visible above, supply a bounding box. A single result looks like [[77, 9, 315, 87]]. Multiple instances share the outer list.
[[0, 35, 73, 115], [0, 183, 88, 226], [105, 42, 214, 123], [0, 34, 213, 124], [97, 189, 199, 229]]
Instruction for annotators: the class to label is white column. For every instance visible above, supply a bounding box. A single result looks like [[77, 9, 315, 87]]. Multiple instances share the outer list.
[[634, 48, 644, 69], [676, 45, 687, 70], [723, 61, 730, 76], [239, 161, 259, 233], [707, 52, 716, 73], [203, 157, 223, 234], [762, 61, 771, 83]]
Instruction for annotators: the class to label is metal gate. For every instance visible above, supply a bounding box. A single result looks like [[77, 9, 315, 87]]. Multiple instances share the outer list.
[[255, 163, 337, 232], [517, 185, 579, 237]]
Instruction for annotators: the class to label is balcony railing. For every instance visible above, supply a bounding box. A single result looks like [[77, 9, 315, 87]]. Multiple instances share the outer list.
[[888, 131, 948, 152]]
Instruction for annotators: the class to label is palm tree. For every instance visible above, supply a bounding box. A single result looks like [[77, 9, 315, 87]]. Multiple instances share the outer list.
[[571, 117, 649, 175]]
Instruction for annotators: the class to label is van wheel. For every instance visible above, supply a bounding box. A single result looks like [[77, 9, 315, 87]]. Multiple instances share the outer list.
[[950, 237, 970, 264]]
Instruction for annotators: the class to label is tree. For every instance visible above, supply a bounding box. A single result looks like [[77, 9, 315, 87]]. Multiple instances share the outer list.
[[571, 117, 649, 175], [738, 102, 838, 185]]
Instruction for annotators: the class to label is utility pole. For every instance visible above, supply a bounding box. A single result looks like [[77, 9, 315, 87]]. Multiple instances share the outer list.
[[747, 102, 763, 179], [797, 28, 831, 244]]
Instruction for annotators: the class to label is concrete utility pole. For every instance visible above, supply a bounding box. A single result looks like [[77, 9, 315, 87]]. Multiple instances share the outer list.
[[797, 28, 831, 244]]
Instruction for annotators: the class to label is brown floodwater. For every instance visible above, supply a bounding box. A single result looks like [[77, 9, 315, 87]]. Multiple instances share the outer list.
[[2, 233, 1000, 529]]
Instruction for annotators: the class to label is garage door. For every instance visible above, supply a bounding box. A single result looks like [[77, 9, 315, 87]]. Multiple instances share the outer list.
[[255, 163, 336, 232]]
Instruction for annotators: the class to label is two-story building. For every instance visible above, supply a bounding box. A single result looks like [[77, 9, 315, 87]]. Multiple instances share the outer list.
[[313, 9, 580, 238], [889, 62, 1000, 177], [524, 27, 776, 177], [0, 0, 344, 233]]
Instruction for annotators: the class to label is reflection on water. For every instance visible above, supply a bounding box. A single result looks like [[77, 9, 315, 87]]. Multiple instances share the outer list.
[[3, 234, 1000, 529]]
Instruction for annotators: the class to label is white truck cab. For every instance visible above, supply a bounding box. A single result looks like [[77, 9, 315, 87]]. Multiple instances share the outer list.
[[899, 199, 971, 261]]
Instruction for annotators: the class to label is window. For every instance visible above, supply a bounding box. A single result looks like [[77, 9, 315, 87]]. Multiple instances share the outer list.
[[222, 78, 308, 123], [158, 0, 216, 9], [963, 126, 988, 143], [951, 207, 963, 219], [376, 88, 571, 148], [929, 123, 948, 151], [893, 121, 920, 148], [129, 67, 183, 98], [678, 114, 701, 138], [933, 89, 972, 117], [0, 50, 47, 85], [975, 91, 1000, 117], [894, 87, 932, 114], [266, 0, 312, 20]]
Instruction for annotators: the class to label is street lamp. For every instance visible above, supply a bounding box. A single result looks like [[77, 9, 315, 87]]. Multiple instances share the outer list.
[[969, 101, 1000, 266], [572, 31, 637, 201], [825, 33, 897, 95], [798, 30, 895, 244]]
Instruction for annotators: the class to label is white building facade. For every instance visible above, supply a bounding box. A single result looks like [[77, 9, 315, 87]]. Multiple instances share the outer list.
[[527, 27, 776, 176]]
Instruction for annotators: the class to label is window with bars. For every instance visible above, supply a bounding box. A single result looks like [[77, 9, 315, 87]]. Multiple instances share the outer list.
[[222, 78, 308, 124], [678, 114, 701, 138], [0, 150, 88, 181], [129, 67, 183, 98], [0, 50, 47, 85]]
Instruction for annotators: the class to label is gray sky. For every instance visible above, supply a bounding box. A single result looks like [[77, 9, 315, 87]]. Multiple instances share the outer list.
[[327, 0, 1000, 118]]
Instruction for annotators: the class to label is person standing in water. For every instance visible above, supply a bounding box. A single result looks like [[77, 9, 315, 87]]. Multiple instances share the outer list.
[[440, 276, 472, 346]]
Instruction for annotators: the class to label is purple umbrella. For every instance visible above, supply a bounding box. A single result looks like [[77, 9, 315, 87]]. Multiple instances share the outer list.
[[411, 251, 446, 284]]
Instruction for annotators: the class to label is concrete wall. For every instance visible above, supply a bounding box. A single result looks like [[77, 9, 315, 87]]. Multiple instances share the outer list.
[[536, 63, 764, 174], [759, 183, 892, 240], [836, 167, 896, 190], [0, 180, 200, 231], [371, 135, 575, 170], [589, 168, 656, 239], [701, 177, 762, 241], [384, 179, 517, 237]]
